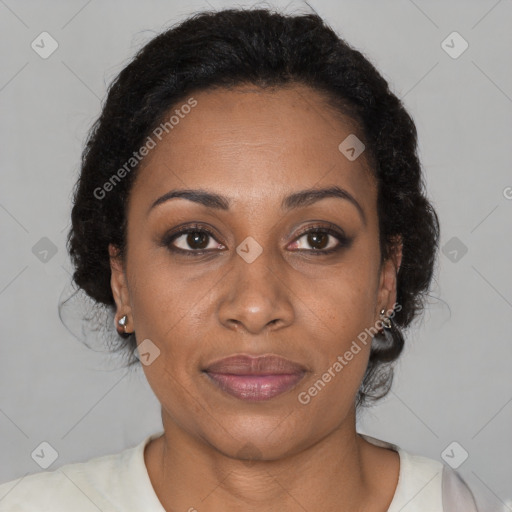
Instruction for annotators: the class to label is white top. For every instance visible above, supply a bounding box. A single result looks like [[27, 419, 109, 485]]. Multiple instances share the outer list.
[[0, 431, 481, 511]]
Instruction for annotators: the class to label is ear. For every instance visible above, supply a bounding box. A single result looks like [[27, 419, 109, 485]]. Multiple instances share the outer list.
[[376, 235, 403, 316], [109, 243, 131, 316]]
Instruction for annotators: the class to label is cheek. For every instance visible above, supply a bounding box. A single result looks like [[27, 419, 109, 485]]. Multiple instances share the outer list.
[[127, 248, 211, 334], [124, 262, 207, 394], [303, 285, 374, 392], [127, 234, 380, 348], [297, 257, 379, 339]]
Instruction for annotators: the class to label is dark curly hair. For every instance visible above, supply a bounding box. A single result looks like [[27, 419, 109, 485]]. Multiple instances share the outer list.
[[64, 7, 440, 409]]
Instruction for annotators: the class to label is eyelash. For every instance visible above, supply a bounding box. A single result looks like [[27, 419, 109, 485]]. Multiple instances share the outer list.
[[161, 223, 351, 257]]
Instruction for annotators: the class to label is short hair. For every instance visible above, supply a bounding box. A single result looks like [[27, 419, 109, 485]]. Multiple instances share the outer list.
[[65, 7, 440, 409]]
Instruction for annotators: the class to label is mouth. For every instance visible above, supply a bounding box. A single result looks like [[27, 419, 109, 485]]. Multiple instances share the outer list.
[[202, 354, 308, 401]]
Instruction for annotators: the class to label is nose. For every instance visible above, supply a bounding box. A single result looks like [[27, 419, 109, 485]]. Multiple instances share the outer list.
[[217, 248, 295, 335]]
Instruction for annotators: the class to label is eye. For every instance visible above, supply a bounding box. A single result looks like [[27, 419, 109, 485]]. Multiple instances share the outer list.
[[289, 225, 351, 255], [162, 224, 225, 255], [161, 223, 351, 257]]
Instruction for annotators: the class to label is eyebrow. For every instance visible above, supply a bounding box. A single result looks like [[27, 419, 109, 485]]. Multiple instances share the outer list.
[[148, 185, 366, 225]]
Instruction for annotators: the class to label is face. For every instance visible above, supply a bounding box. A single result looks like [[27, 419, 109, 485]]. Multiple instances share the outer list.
[[110, 84, 401, 460]]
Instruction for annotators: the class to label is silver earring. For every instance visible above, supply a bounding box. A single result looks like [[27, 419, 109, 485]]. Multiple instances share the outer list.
[[118, 315, 128, 333], [379, 308, 392, 329]]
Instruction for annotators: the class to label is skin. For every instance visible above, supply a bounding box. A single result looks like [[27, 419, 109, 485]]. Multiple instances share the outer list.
[[109, 83, 403, 512]]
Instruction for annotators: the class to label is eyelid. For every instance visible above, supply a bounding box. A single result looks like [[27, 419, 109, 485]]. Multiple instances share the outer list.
[[289, 223, 350, 253], [292, 221, 347, 240], [160, 223, 225, 253], [161, 221, 350, 255]]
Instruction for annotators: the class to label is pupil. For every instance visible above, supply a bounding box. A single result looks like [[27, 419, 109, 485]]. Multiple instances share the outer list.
[[188, 232, 208, 249], [308, 232, 327, 250]]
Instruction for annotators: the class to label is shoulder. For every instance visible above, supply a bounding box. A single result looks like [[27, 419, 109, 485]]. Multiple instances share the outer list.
[[440, 463, 481, 512], [0, 449, 130, 512], [396, 450, 479, 511], [359, 433, 480, 512], [0, 432, 164, 512]]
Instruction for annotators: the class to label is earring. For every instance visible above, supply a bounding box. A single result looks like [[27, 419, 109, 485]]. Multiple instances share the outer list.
[[379, 308, 392, 330], [118, 314, 128, 333]]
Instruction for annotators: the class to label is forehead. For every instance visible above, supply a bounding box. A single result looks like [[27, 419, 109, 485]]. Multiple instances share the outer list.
[[131, 84, 376, 213]]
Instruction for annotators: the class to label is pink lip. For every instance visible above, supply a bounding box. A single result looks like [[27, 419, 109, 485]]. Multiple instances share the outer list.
[[204, 372, 306, 401], [202, 354, 307, 401]]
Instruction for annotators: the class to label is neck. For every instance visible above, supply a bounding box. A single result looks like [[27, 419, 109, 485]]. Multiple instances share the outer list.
[[144, 406, 393, 512]]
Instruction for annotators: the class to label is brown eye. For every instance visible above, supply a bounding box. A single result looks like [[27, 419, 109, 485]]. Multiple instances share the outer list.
[[289, 226, 352, 255], [162, 224, 225, 255], [185, 231, 210, 250], [306, 231, 329, 250]]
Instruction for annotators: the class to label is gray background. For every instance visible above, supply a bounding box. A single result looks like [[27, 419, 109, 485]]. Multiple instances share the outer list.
[[0, 0, 511, 510]]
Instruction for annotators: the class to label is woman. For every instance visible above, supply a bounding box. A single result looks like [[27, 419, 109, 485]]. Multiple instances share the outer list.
[[0, 7, 481, 511]]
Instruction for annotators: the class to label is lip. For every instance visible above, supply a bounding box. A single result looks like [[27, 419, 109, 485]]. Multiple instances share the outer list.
[[203, 354, 307, 374], [202, 354, 307, 401]]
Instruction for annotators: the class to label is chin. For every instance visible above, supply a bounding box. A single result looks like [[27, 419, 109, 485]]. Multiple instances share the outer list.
[[195, 413, 314, 462]]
